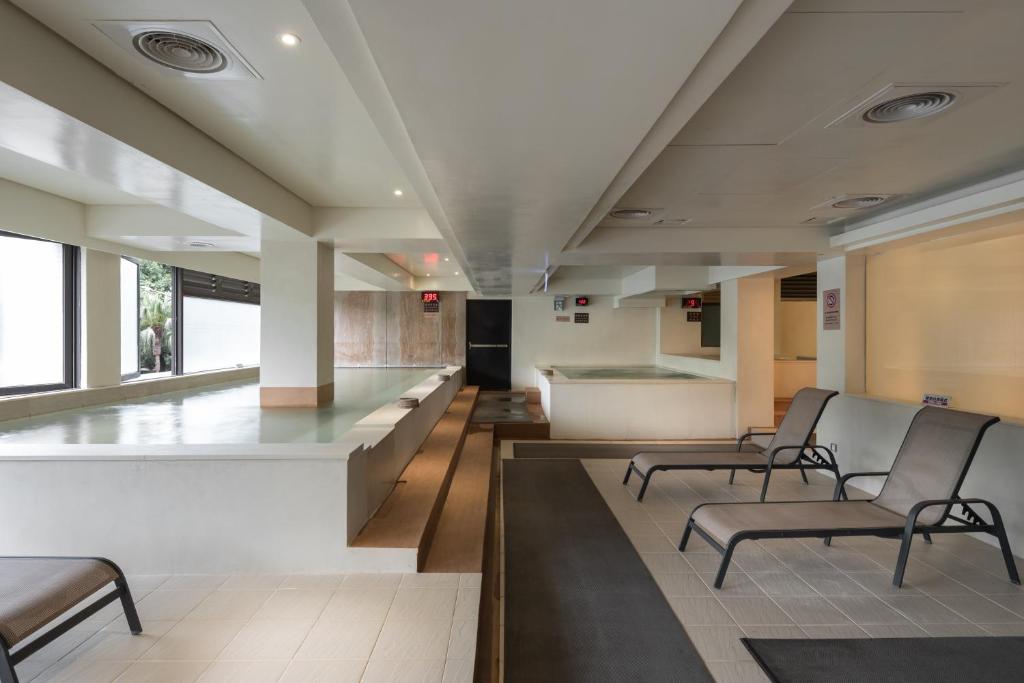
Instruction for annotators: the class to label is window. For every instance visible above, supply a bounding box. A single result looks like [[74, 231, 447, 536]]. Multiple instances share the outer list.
[[122, 258, 176, 378], [181, 270, 260, 374], [0, 231, 77, 396], [701, 303, 721, 348]]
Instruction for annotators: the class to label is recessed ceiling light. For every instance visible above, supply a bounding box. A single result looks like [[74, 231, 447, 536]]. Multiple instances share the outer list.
[[393, 189, 404, 197], [426, 273, 431, 277], [443, 257, 450, 262], [610, 208, 654, 220], [863, 91, 956, 123], [278, 33, 300, 47], [831, 195, 891, 209], [454, 271, 459, 276], [187, 240, 215, 248], [393, 272, 400, 277]]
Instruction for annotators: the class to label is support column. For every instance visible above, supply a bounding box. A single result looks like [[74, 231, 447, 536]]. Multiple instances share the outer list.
[[259, 239, 335, 407], [80, 249, 121, 388], [734, 278, 775, 432], [816, 254, 865, 393]]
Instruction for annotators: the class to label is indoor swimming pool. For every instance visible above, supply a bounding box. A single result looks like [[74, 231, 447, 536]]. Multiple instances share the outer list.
[[553, 365, 704, 381], [0, 367, 438, 445]]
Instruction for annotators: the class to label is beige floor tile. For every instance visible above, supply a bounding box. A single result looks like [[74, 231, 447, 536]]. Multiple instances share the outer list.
[[826, 596, 912, 625], [136, 590, 211, 621], [141, 620, 245, 661], [197, 660, 288, 682], [115, 660, 210, 683], [219, 575, 285, 591], [987, 594, 1024, 617], [14, 658, 52, 682], [453, 588, 481, 620], [458, 574, 482, 589], [655, 573, 713, 597], [682, 625, 749, 662], [718, 598, 794, 626], [630, 535, 678, 552], [844, 571, 923, 596], [800, 624, 867, 638], [362, 659, 445, 682], [882, 595, 969, 624], [218, 619, 314, 661], [698, 573, 765, 597], [279, 659, 365, 682], [667, 597, 735, 626], [26, 624, 102, 663], [280, 575, 346, 591], [388, 586, 458, 621], [252, 590, 332, 621], [441, 658, 474, 683], [740, 625, 804, 639], [295, 617, 385, 660], [33, 658, 132, 683], [320, 588, 396, 623], [935, 595, 1023, 623], [371, 619, 453, 660], [685, 554, 731, 573], [126, 576, 170, 592], [860, 624, 928, 637], [70, 621, 174, 661], [186, 590, 273, 620], [400, 574, 460, 588], [159, 575, 227, 591], [341, 574, 403, 590], [797, 571, 870, 596], [642, 552, 693, 574], [747, 572, 816, 597], [979, 622, 1024, 635], [706, 660, 769, 683], [921, 623, 989, 636], [774, 597, 854, 626], [446, 619, 478, 660]]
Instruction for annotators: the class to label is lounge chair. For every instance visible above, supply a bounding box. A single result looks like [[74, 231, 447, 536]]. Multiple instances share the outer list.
[[622, 387, 839, 502], [0, 557, 141, 682], [679, 406, 1020, 589]]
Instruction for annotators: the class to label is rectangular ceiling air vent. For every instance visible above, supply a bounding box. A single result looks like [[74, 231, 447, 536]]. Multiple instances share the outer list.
[[826, 83, 1003, 129], [93, 20, 261, 80]]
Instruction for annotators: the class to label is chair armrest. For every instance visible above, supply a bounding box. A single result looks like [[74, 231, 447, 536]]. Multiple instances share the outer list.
[[737, 430, 776, 451], [832, 471, 890, 501], [905, 497, 1002, 529]]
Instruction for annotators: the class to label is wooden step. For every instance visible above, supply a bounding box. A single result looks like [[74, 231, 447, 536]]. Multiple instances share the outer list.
[[422, 424, 496, 573], [351, 386, 479, 568]]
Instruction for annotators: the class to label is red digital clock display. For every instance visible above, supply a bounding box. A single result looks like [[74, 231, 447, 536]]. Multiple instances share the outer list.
[[575, 296, 589, 307], [681, 296, 702, 309], [421, 291, 440, 303]]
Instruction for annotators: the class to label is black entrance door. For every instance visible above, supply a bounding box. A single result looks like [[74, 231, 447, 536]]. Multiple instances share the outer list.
[[466, 299, 511, 390]]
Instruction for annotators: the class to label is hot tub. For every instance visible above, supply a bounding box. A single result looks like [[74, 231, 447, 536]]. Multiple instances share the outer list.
[[536, 365, 735, 440]]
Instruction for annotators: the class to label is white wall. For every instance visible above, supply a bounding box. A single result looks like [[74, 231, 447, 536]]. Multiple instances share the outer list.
[[510, 296, 656, 390]]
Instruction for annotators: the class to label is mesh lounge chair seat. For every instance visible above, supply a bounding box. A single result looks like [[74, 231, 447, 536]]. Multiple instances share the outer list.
[[681, 406, 1021, 590], [623, 387, 839, 502], [0, 557, 141, 683]]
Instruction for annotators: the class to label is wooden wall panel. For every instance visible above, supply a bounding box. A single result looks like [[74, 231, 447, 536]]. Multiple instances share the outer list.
[[334, 291, 466, 367]]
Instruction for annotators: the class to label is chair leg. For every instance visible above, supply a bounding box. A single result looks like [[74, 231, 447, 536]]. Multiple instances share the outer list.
[[728, 469, 736, 485], [893, 530, 915, 588], [679, 520, 693, 552], [116, 578, 143, 634], [713, 542, 738, 589], [622, 464, 632, 486], [991, 512, 1022, 585], [922, 532, 933, 545], [637, 472, 654, 501], [823, 535, 832, 547], [758, 465, 774, 502], [799, 465, 809, 484], [0, 644, 17, 683]]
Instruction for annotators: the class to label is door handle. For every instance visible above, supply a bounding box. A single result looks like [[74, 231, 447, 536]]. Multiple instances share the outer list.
[[469, 342, 509, 349]]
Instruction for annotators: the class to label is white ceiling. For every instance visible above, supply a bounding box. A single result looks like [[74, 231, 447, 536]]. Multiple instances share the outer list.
[[13, 0, 418, 208], [0, 146, 146, 205]]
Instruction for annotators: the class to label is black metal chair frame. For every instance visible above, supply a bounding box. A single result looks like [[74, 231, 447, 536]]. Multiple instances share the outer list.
[[0, 557, 141, 683], [622, 433, 840, 503], [679, 415, 1020, 590]]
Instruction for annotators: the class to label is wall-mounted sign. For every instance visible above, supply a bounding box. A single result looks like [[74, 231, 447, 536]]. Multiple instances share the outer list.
[[554, 296, 566, 312], [682, 296, 702, 309], [686, 311, 702, 322], [574, 312, 590, 324], [555, 315, 570, 323], [822, 288, 840, 331], [922, 393, 952, 408], [422, 290, 440, 313], [575, 296, 590, 307]]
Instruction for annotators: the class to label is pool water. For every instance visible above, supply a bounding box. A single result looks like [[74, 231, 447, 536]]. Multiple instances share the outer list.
[[0, 367, 438, 445], [553, 366, 703, 381]]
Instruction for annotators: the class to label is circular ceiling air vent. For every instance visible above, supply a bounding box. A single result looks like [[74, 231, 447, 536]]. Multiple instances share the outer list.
[[831, 195, 890, 209], [862, 91, 956, 124], [132, 31, 227, 74], [609, 208, 654, 220]]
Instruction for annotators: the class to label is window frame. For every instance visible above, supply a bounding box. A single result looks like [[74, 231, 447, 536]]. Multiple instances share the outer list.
[[119, 256, 142, 381], [0, 230, 79, 397]]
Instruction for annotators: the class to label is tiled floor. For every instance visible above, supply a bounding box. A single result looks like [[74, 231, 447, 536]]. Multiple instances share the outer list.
[[583, 459, 1024, 683], [14, 572, 480, 683]]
